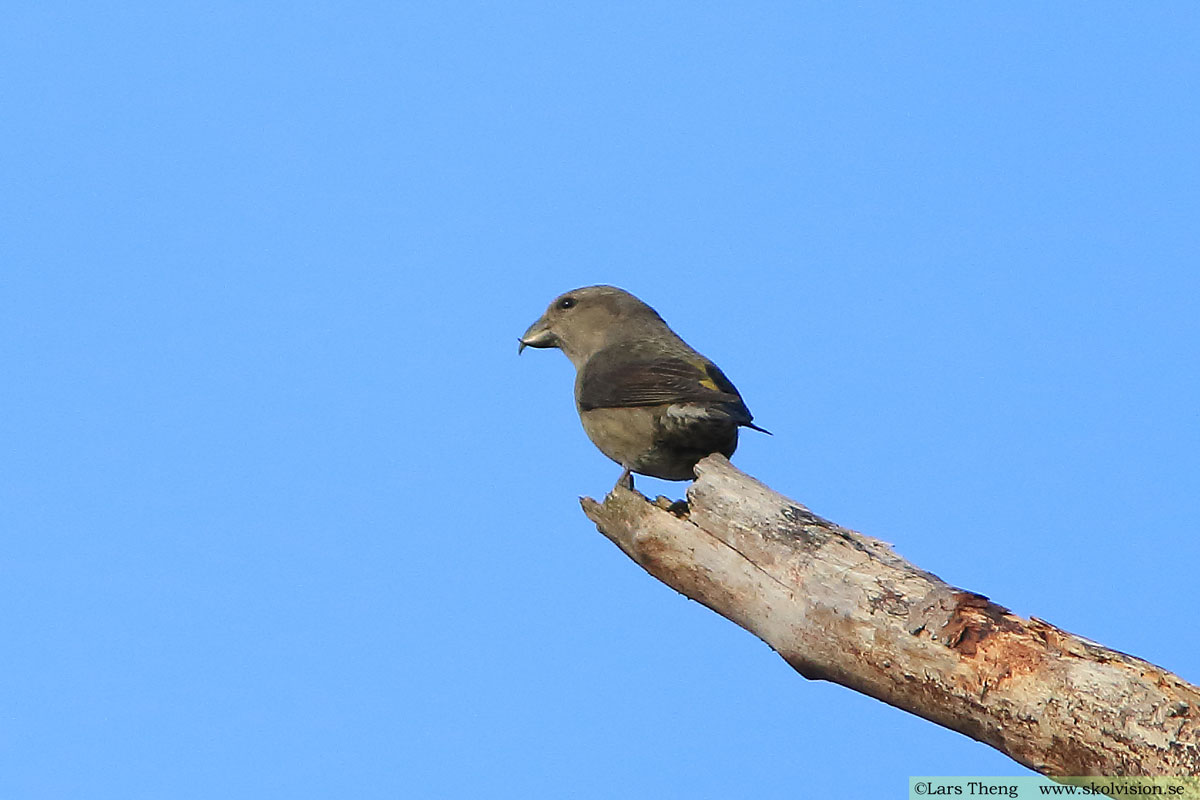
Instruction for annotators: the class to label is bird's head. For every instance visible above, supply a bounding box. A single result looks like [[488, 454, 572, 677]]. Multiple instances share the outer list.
[[518, 285, 664, 367]]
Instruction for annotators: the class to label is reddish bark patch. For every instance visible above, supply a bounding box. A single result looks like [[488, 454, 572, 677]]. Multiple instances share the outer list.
[[940, 592, 1024, 656]]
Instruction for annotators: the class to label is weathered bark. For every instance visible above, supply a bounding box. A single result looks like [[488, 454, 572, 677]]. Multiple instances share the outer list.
[[580, 455, 1199, 782]]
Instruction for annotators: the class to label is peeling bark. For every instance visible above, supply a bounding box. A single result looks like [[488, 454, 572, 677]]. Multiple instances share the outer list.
[[580, 455, 1199, 781]]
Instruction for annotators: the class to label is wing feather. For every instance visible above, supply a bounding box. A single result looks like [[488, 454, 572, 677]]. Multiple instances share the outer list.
[[578, 348, 756, 428]]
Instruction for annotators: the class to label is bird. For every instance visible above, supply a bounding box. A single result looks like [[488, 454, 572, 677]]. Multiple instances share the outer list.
[[518, 285, 768, 488]]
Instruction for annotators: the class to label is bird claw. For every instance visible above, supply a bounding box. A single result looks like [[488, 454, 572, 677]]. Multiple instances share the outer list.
[[616, 468, 635, 491]]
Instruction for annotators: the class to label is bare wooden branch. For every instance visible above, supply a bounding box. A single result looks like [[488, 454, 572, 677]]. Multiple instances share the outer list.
[[580, 455, 1199, 779]]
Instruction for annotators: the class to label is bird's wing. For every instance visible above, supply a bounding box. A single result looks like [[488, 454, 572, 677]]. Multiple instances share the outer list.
[[577, 349, 749, 414]]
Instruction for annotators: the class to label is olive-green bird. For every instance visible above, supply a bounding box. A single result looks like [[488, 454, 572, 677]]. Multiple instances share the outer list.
[[519, 285, 768, 487]]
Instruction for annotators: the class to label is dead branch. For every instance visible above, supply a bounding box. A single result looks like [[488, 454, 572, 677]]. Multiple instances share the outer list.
[[580, 455, 1199, 781]]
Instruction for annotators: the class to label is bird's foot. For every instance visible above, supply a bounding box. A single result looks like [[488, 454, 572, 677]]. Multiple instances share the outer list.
[[615, 468, 635, 491]]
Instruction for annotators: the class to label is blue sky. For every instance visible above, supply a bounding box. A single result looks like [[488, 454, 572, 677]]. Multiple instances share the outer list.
[[3, 3, 1198, 797]]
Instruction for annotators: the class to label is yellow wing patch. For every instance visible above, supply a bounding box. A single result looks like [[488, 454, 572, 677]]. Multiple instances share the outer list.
[[693, 359, 720, 391]]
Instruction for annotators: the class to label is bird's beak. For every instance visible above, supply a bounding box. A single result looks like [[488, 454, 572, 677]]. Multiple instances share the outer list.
[[518, 317, 558, 354]]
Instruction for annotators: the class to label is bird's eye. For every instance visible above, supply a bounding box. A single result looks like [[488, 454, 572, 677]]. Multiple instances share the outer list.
[[557, 297, 576, 310]]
